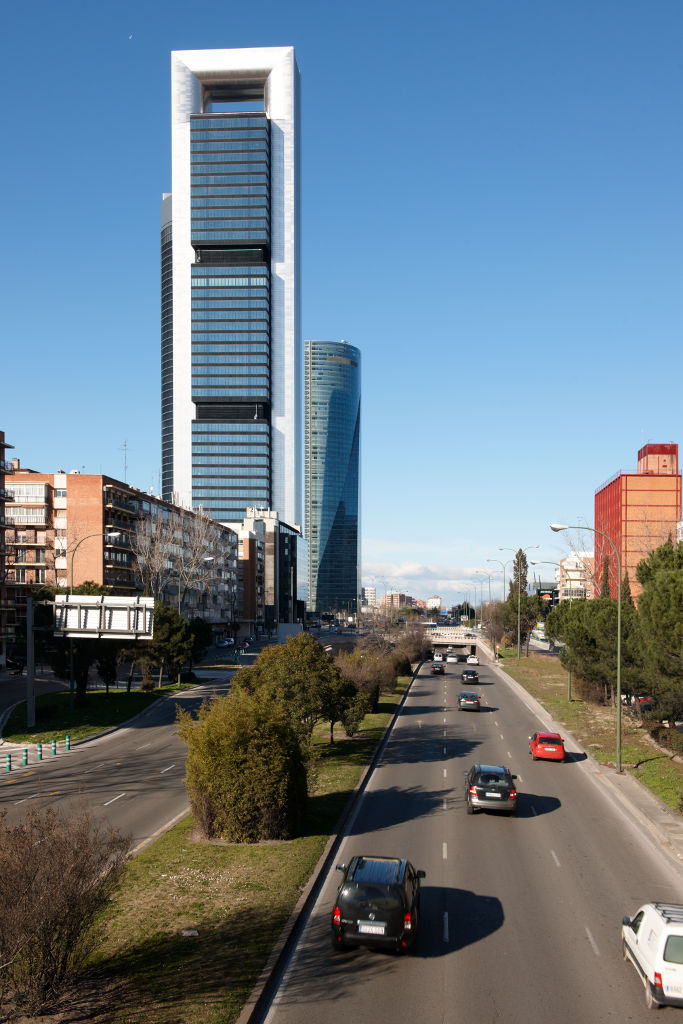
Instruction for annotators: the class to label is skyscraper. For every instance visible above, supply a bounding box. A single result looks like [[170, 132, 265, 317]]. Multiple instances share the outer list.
[[304, 339, 360, 614], [162, 47, 301, 527]]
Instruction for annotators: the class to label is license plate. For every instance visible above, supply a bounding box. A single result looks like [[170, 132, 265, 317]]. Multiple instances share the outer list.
[[359, 922, 385, 935], [544, 747, 557, 752], [485, 791, 501, 798]]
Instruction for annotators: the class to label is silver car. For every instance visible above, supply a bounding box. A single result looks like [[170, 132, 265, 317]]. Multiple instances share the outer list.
[[464, 764, 518, 816]]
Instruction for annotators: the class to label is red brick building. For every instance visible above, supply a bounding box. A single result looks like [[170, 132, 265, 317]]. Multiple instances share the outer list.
[[594, 443, 681, 600]]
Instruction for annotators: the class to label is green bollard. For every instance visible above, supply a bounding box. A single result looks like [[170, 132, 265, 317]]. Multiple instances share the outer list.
[[51, 739, 57, 756], [5, 753, 10, 772], [22, 748, 28, 767], [65, 734, 71, 752], [37, 743, 42, 761]]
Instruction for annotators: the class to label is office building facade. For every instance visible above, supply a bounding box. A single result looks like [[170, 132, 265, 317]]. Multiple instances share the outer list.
[[162, 47, 301, 527], [594, 443, 681, 600], [304, 339, 360, 614]]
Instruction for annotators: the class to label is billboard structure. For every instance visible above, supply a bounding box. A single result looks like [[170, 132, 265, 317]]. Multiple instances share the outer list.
[[54, 595, 154, 639]]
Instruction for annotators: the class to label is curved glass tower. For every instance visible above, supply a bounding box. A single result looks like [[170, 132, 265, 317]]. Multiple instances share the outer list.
[[304, 340, 360, 615]]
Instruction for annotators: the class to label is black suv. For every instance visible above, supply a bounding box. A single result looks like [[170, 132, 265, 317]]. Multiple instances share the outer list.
[[464, 764, 518, 816], [331, 855, 425, 953]]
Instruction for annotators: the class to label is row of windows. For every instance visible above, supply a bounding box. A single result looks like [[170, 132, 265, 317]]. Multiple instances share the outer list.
[[192, 316, 270, 326], [191, 129, 267, 141], [192, 337, 268, 346], [191, 217, 269, 229], [190, 116, 267, 129], [192, 299, 269, 309], [191, 196, 269, 208], [192, 343, 269, 352], [191, 161, 268, 174], [192, 374, 269, 385], [192, 489, 270, 497], [191, 140, 268, 152], [192, 455, 269, 466], [192, 387, 269, 397], [192, 355, 269, 365], [192, 422, 269, 434], [192, 266, 267, 277], [191, 231, 269, 241], [193, 444, 269, 454], [192, 185, 268, 197], [191, 175, 268, 185], [191, 283, 268, 295]]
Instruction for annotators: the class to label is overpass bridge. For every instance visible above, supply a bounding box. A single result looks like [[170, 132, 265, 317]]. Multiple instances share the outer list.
[[428, 626, 479, 649]]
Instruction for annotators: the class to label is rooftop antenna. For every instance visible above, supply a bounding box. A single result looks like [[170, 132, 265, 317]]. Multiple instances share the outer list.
[[120, 440, 132, 483]]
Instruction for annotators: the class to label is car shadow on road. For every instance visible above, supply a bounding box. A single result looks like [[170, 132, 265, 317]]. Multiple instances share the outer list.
[[563, 750, 587, 763], [516, 792, 561, 817], [341, 784, 463, 835]]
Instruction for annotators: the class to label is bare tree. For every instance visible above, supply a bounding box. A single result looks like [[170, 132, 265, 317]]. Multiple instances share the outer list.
[[129, 513, 177, 600]]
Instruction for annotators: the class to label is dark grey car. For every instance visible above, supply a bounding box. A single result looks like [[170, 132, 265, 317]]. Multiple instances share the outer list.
[[331, 855, 425, 953], [464, 764, 518, 815]]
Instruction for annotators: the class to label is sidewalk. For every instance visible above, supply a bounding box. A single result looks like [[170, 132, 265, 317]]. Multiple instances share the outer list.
[[478, 638, 683, 870]]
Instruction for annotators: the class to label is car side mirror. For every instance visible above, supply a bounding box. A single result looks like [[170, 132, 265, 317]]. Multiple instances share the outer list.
[[528, 736, 532, 741], [463, 771, 468, 777], [512, 774, 517, 780], [335, 863, 346, 873], [622, 916, 632, 927], [416, 870, 426, 879]]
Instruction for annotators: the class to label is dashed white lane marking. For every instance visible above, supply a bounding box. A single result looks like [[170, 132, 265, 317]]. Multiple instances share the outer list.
[[443, 745, 447, 755], [443, 768, 447, 779], [442, 842, 447, 860], [586, 927, 600, 956], [443, 798, 447, 810], [531, 805, 537, 816], [136, 743, 151, 750], [84, 763, 108, 775], [516, 774, 523, 784], [103, 792, 126, 806], [160, 764, 176, 774], [551, 849, 560, 867], [443, 912, 449, 942], [507, 751, 512, 758], [499, 733, 504, 740], [494, 720, 499, 726]]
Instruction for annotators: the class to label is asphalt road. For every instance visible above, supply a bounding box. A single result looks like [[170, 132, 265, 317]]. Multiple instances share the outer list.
[[261, 658, 683, 1024], [0, 673, 233, 849]]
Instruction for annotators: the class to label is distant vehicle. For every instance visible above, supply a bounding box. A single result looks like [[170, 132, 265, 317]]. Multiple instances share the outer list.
[[458, 691, 481, 711], [461, 668, 479, 683], [433, 652, 444, 662], [467, 654, 479, 665], [622, 903, 683, 1009], [464, 764, 518, 816], [236, 642, 249, 651], [446, 653, 458, 663], [529, 732, 565, 762], [215, 638, 234, 648], [431, 663, 445, 675], [331, 855, 425, 953]]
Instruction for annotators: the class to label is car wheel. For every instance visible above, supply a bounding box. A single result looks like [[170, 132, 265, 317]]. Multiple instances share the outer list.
[[645, 982, 661, 1010], [508, 807, 517, 817], [532, 752, 537, 761], [466, 801, 474, 815], [331, 934, 347, 953]]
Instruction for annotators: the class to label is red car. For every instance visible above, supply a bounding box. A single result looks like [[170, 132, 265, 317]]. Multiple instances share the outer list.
[[529, 731, 565, 762]]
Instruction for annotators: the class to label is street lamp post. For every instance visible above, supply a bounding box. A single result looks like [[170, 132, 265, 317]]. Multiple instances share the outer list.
[[486, 558, 513, 602], [499, 545, 539, 659], [68, 531, 121, 708], [551, 523, 622, 773]]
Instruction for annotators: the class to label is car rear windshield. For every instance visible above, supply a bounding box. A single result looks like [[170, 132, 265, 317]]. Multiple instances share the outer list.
[[539, 737, 560, 744], [664, 936, 683, 964], [341, 884, 402, 912], [476, 774, 507, 787]]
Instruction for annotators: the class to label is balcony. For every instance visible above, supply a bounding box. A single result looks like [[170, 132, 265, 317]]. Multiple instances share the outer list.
[[5, 509, 48, 525]]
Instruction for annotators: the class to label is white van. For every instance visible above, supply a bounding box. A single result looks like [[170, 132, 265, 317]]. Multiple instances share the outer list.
[[622, 902, 683, 1009], [433, 651, 444, 662]]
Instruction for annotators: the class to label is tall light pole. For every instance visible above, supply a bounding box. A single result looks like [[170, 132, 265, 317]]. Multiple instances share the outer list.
[[486, 558, 513, 601], [69, 531, 120, 708], [551, 523, 623, 773], [499, 545, 539, 659]]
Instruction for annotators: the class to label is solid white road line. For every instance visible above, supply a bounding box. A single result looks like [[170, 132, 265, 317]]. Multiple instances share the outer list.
[[103, 792, 126, 806], [585, 927, 601, 956], [136, 743, 152, 750], [160, 764, 176, 774]]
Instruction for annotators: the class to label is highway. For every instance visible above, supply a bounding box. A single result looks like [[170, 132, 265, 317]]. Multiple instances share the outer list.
[[0, 673, 232, 849], [262, 656, 683, 1024]]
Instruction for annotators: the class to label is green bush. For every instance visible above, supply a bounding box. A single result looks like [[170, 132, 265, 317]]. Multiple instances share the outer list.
[[177, 689, 307, 842], [390, 649, 412, 677], [343, 693, 370, 737]]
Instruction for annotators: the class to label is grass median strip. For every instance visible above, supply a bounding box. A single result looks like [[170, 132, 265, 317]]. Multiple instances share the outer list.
[[497, 651, 683, 813], [73, 677, 411, 1024]]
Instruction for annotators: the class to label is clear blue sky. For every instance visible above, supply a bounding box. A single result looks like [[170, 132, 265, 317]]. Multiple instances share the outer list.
[[3, 0, 681, 606]]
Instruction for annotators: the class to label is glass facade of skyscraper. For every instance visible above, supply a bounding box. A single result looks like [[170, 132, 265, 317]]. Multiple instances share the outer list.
[[305, 340, 360, 614], [164, 48, 300, 527]]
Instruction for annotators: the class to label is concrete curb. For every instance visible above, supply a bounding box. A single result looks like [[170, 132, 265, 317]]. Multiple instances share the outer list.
[[235, 664, 420, 1024]]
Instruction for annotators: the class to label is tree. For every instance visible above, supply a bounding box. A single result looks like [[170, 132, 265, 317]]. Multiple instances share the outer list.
[[600, 556, 611, 598], [636, 542, 683, 723], [232, 632, 339, 743], [177, 688, 307, 842], [0, 806, 128, 1015], [145, 602, 194, 687], [188, 616, 213, 664]]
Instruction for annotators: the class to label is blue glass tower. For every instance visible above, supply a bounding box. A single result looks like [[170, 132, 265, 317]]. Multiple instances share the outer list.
[[304, 340, 360, 614]]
